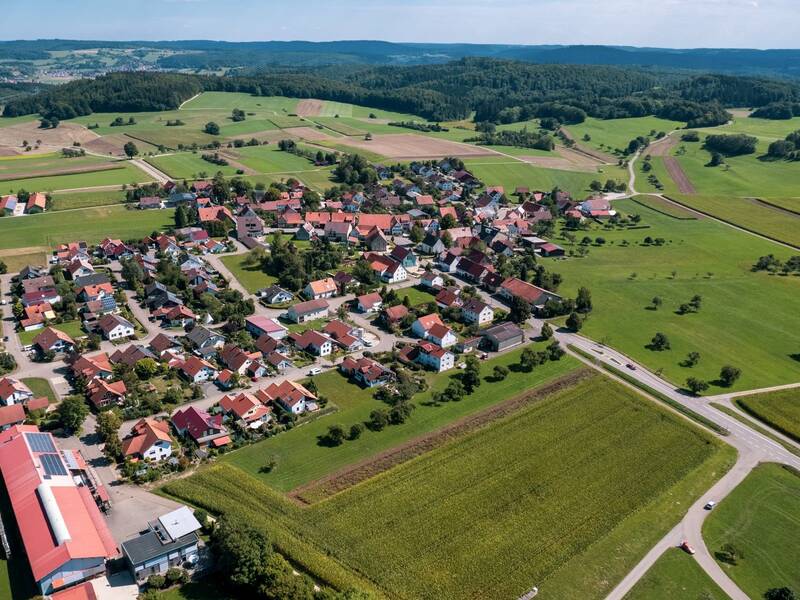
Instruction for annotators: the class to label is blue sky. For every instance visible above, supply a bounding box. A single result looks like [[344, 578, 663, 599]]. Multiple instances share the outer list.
[[3, 0, 797, 48]]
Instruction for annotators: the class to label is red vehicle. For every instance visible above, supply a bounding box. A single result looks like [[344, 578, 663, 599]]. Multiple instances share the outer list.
[[679, 540, 696, 555]]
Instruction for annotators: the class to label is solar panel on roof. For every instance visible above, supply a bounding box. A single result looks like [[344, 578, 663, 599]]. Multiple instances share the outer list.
[[25, 432, 56, 453], [40, 453, 67, 477]]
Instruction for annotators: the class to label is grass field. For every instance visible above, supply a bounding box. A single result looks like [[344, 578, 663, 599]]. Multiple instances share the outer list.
[[400, 285, 437, 307], [219, 254, 277, 294], [0, 205, 175, 256], [703, 463, 800, 599], [0, 161, 149, 194], [233, 145, 316, 174], [735, 388, 800, 443], [164, 373, 733, 600], [545, 198, 800, 391], [21, 377, 57, 403], [18, 320, 84, 346], [565, 116, 685, 154], [0, 152, 111, 177], [223, 344, 579, 491], [623, 548, 730, 600], [629, 194, 698, 220], [146, 153, 239, 179], [48, 189, 128, 211]]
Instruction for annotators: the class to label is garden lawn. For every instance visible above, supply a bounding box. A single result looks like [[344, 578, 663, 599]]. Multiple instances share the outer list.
[[219, 254, 276, 294], [18, 321, 84, 346], [565, 116, 684, 154], [223, 343, 579, 491], [400, 285, 437, 306], [546, 198, 800, 391], [164, 374, 733, 600], [703, 463, 800, 599], [735, 388, 800, 443], [146, 153, 239, 179], [623, 548, 730, 600], [0, 162, 149, 194], [21, 378, 57, 403], [0, 205, 175, 255]]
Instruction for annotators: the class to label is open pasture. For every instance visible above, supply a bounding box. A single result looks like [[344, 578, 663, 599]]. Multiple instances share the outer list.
[[565, 116, 684, 155], [547, 198, 800, 391], [164, 374, 731, 600]]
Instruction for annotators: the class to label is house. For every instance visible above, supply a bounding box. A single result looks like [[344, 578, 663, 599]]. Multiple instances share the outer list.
[[435, 287, 462, 310], [76, 281, 114, 303], [481, 322, 525, 351], [303, 277, 337, 300], [26, 192, 47, 214], [437, 251, 461, 273], [66, 258, 95, 280], [245, 315, 288, 340], [32, 327, 75, 355], [138, 196, 163, 210], [340, 356, 394, 388], [145, 282, 182, 311], [86, 378, 126, 409], [257, 380, 317, 415], [220, 344, 261, 376], [0, 404, 26, 431], [409, 341, 455, 372], [256, 285, 293, 305], [120, 506, 201, 583], [411, 314, 457, 348], [365, 227, 388, 253], [324, 221, 353, 242], [419, 233, 445, 255], [289, 330, 333, 357], [185, 326, 226, 356], [498, 277, 562, 309], [171, 406, 228, 447], [539, 242, 565, 257], [97, 314, 135, 341], [150, 333, 180, 356], [71, 353, 113, 381], [420, 271, 444, 290], [383, 304, 409, 325], [364, 253, 408, 284], [162, 305, 196, 328], [286, 299, 329, 324], [218, 393, 272, 429], [265, 351, 293, 372], [0, 377, 33, 406], [390, 246, 417, 269], [462, 298, 494, 326], [179, 356, 218, 384], [356, 292, 383, 313], [0, 194, 18, 215], [122, 418, 173, 461], [322, 319, 363, 352], [20, 302, 56, 331], [0, 425, 117, 595], [109, 344, 157, 368], [235, 208, 265, 241]]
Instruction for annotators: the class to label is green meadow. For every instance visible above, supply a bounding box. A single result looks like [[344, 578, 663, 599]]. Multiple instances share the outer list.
[[623, 548, 730, 600], [566, 116, 684, 154], [0, 161, 149, 194], [146, 153, 239, 179], [219, 254, 277, 294], [546, 198, 800, 391]]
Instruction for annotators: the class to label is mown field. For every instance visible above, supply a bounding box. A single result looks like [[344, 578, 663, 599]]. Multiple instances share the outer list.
[[223, 344, 579, 491], [546, 198, 800, 391], [146, 153, 239, 179], [735, 388, 800, 443], [565, 116, 684, 154], [164, 374, 733, 600], [20, 377, 57, 403], [623, 548, 730, 600], [219, 254, 277, 294], [0, 161, 149, 194], [703, 463, 800, 599], [48, 189, 128, 211], [0, 152, 112, 177], [0, 205, 175, 256]]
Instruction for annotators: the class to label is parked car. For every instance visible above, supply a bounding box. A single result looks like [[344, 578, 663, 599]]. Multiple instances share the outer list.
[[679, 540, 696, 555], [308, 367, 322, 376], [704, 501, 716, 510]]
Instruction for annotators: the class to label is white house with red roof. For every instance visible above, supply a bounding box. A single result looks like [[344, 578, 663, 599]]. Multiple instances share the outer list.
[[178, 356, 218, 383], [0, 377, 34, 405], [256, 380, 317, 415], [411, 313, 457, 348], [218, 393, 272, 430], [461, 298, 494, 325], [122, 418, 173, 461], [303, 277, 337, 300], [356, 292, 383, 313]]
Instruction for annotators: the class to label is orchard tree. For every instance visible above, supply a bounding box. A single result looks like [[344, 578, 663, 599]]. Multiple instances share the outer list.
[[719, 365, 742, 387], [58, 396, 89, 434], [575, 287, 592, 313], [683, 351, 701, 367], [204, 121, 220, 135], [461, 355, 481, 393], [492, 365, 509, 381], [764, 588, 797, 600], [649, 332, 671, 351], [539, 322, 553, 340], [650, 296, 663, 310], [686, 377, 709, 396], [123, 141, 139, 158], [324, 424, 346, 446]]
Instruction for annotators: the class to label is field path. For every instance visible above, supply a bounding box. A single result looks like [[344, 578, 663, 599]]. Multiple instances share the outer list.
[[131, 158, 171, 184], [178, 93, 202, 110]]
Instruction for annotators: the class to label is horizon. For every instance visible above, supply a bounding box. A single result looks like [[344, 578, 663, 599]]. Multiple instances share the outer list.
[[4, 0, 799, 49]]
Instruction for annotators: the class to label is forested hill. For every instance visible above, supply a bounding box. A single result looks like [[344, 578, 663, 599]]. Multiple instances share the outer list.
[[4, 59, 800, 126]]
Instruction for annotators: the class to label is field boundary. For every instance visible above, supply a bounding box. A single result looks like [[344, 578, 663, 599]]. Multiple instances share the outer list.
[[711, 402, 800, 457], [630, 195, 698, 220], [289, 368, 594, 505], [733, 397, 800, 445], [0, 162, 124, 183], [751, 197, 800, 217]]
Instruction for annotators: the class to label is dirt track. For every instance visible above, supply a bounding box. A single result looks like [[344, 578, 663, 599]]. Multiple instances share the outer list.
[[295, 99, 324, 117], [649, 136, 696, 194]]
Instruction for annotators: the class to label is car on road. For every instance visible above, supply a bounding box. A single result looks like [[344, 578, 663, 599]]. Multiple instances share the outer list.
[[626, 363, 636, 370], [679, 540, 696, 554], [308, 367, 322, 376], [704, 501, 716, 510]]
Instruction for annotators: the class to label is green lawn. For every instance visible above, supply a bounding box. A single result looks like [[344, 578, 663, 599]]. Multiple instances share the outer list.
[[146, 153, 239, 179], [164, 373, 732, 600], [223, 343, 579, 491], [18, 320, 84, 346], [233, 145, 316, 174], [703, 463, 800, 599], [565, 116, 685, 154], [735, 388, 800, 443], [219, 254, 277, 294], [546, 198, 800, 391], [0, 205, 175, 255], [623, 548, 730, 600], [0, 162, 150, 194], [49, 189, 128, 211], [400, 285, 437, 306], [21, 377, 57, 403]]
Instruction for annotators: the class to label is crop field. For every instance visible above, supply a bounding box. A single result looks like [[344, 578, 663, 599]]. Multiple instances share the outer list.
[[0, 152, 112, 178], [146, 153, 239, 179], [165, 374, 732, 600], [735, 388, 800, 443], [0, 161, 150, 194], [545, 198, 800, 391], [623, 548, 729, 600], [48, 189, 128, 211], [232, 145, 317, 174], [0, 205, 175, 257], [219, 254, 278, 294], [565, 116, 684, 154], [310, 117, 367, 136], [180, 92, 300, 114], [703, 463, 800, 599], [330, 133, 495, 159], [223, 344, 579, 491]]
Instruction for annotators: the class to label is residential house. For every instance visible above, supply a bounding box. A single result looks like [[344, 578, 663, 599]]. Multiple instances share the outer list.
[[365, 227, 388, 253], [149, 333, 180, 357], [185, 326, 226, 357], [256, 285, 293, 305], [66, 258, 95, 280], [97, 314, 135, 341], [406, 342, 455, 372], [256, 380, 317, 415], [303, 277, 337, 300], [498, 277, 562, 309], [137, 196, 163, 210], [539, 243, 565, 257], [0, 378, 33, 406], [324, 221, 353, 242], [382, 304, 409, 326], [122, 418, 173, 461], [322, 319, 363, 352], [178, 356, 218, 384], [340, 357, 394, 388], [411, 314, 457, 348], [389, 246, 417, 269], [235, 208, 265, 242], [356, 292, 383, 313], [286, 299, 329, 324], [420, 271, 444, 290], [26, 192, 47, 214], [245, 315, 288, 340], [220, 344, 261, 376], [462, 298, 494, 326], [289, 330, 333, 357], [86, 379, 127, 409], [71, 353, 113, 382], [419, 233, 445, 255], [32, 327, 75, 355], [171, 406, 228, 447], [218, 393, 272, 430], [109, 344, 157, 368], [0, 404, 26, 431], [162, 305, 196, 328]]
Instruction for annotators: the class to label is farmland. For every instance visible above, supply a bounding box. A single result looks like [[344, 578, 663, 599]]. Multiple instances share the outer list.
[[164, 374, 733, 600], [223, 344, 580, 491], [735, 388, 800, 443], [48, 189, 127, 211], [703, 463, 800, 599], [146, 153, 240, 179], [0, 161, 149, 194], [545, 198, 800, 391], [565, 116, 684, 155], [623, 548, 729, 600]]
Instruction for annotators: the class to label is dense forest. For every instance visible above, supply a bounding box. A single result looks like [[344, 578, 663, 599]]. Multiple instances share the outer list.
[[4, 59, 800, 126]]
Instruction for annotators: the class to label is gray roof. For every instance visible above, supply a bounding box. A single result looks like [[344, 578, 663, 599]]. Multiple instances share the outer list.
[[121, 529, 198, 566], [186, 326, 223, 347], [482, 322, 524, 342], [158, 506, 202, 541], [74, 273, 111, 288]]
